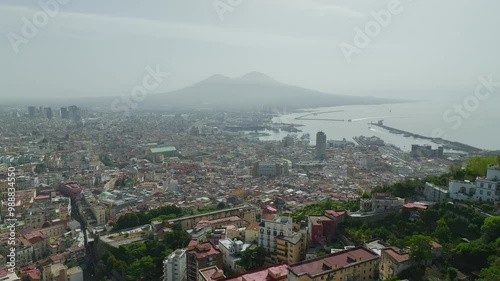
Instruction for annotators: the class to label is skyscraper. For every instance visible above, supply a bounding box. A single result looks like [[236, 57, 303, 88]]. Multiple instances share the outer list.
[[60, 107, 69, 119], [44, 107, 53, 119], [316, 131, 327, 160], [28, 106, 36, 118]]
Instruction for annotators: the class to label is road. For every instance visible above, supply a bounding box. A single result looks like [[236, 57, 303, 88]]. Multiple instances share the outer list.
[[71, 197, 97, 281]]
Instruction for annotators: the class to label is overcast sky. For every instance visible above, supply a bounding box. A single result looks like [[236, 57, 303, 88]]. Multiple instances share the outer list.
[[1, 0, 499, 101]]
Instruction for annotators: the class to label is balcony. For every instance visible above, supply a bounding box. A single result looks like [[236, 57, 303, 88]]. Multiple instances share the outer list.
[[276, 249, 286, 256]]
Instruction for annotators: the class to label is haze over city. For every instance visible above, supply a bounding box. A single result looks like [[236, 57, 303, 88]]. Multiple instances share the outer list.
[[1, 0, 500, 102], [1, 1, 500, 281]]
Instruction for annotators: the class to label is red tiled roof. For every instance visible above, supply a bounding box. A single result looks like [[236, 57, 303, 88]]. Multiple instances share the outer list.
[[309, 216, 331, 225], [188, 241, 221, 259], [266, 206, 278, 212], [220, 263, 288, 281], [325, 210, 346, 217], [262, 214, 275, 221], [199, 266, 226, 281], [431, 241, 442, 248], [403, 203, 427, 209], [289, 247, 378, 277], [383, 247, 409, 263], [246, 222, 259, 231]]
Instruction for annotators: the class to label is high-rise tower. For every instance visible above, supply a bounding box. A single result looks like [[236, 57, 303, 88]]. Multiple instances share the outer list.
[[316, 131, 327, 160]]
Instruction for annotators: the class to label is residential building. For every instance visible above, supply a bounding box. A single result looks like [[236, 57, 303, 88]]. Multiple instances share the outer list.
[[186, 241, 223, 281], [379, 247, 412, 280], [308, 216, 335, 246], [258, 216, 293, 253], [244, 222, 259, 243], [474, 178, 498, 202], [287, 247, 379, 281], [67, 266, 84, 281], [44, 263, 83, 281], [379, 242, 443, 280], [487, 165, 500, 181], [198, 266, 225, 281], [275, 232, 304, 264], [163, 249, 187, 281], [89, 204, 107, 226], [448, 165, 500, 202], [424, 182, 449, 202], [218, 262, 288, 281], [449, 180, 477, 201], [218, 239, 246, 270]]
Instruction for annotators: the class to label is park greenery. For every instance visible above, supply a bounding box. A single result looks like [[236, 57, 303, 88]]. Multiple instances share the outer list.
[[99, 223, 190, 280], [290, 199, 359, 222]]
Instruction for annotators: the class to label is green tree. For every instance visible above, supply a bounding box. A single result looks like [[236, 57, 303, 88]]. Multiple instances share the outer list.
[[238, 247, 267, 270], [407, 235, 433, 262], [433, 219, 452, 243], [217, 202, 226, 210], [477, 256, 500, 281], [324, 198, 333, 210], [447, 267, 458, 281], [115, 213, 140, 230], [127, 256, 155, 280], [481, 216, 500, 242]]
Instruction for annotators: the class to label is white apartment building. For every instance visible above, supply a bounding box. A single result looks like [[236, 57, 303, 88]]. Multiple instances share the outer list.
[[487, 165, 500, 181], [449, 180, 476, 201], [258, 216, 293, 253], [474, 178, 498, 201], [424, 182, 449, 202], [448, 165, 500, 202], [218, 238, 244, 270], [163, 249, 187, 281]]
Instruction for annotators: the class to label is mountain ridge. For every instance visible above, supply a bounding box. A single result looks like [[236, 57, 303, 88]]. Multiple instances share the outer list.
[[142, 72, 406, 110]]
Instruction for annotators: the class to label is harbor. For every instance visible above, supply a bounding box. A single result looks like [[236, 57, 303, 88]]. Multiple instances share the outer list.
[[370, 120, 483, 153]]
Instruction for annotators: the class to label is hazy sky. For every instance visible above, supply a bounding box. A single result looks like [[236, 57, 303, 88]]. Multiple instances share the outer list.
[[1, 0, 499, 101]]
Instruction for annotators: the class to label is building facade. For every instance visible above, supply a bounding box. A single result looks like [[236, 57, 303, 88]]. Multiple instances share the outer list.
[[163, 249, 187, 281], [424, 182, 449, 202], [315, 132, 327, 161], [287, 247, 379, 281], [186, 241, 223, 281], [258, 216, 293, 253]]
